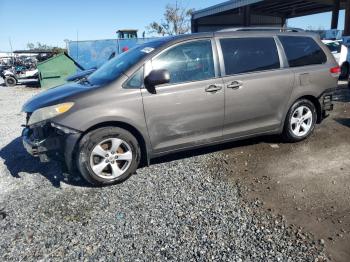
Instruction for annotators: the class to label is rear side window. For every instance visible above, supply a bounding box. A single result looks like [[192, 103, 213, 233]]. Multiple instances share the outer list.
[[220, 37, 280, 75], [279, 36, 327, 67]]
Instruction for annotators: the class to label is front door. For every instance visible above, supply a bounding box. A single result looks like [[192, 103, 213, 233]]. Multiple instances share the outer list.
[[141, 39, 224, 153], [217, 36, 295, 138]]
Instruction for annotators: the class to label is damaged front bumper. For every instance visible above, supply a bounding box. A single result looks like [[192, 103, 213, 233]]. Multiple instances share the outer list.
[[22, 121, 81, 164]]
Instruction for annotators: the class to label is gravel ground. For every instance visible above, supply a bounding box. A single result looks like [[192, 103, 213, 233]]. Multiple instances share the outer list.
[[0, 85, 326, 261]]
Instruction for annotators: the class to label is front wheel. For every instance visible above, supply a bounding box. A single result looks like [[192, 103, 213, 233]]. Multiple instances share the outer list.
[[4, 76, 17, 87], [77, 127, 141, 186], [282, 99, 317, 142]]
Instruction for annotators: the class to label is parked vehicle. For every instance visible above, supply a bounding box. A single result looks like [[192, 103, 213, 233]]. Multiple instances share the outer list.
[[322, 39, 350, 79], [22, 29, 338, 186], [0, 66, 38, 87]]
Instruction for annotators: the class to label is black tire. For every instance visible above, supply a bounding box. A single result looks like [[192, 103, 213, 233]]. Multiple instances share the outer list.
[[340, 64, 349, 80], [282, 99, 317, 142], [77, 127, 141, 186], [4, 76, 17, 87]]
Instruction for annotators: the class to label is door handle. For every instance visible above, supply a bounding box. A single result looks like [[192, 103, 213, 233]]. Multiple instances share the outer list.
[[205, 85, 222, 93], [227, 80, 243, 89]]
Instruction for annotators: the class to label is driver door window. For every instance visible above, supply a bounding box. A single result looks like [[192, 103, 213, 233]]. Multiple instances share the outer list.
[[152, 40, 215, 84]]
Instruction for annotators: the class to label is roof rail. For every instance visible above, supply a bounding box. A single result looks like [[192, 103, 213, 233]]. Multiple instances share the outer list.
[[218, 27, 305, 33]]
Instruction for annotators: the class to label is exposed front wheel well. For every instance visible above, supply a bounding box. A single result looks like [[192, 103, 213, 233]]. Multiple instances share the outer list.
[[82, 122, 148, 167]]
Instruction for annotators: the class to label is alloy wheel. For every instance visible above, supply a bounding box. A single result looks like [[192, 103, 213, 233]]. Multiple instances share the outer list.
[[89, 138, 133, 179], [290, 106, 313, 137]]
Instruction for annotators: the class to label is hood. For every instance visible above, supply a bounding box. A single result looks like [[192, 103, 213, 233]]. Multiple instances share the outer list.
[[22, 82, 94, 113], [66, 68, 96, 82]]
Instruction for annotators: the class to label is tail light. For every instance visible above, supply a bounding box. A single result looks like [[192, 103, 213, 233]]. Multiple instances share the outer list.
[[330, 66, 341, 78]]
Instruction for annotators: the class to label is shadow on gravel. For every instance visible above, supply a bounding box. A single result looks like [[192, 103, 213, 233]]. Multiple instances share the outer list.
[[335, 118, 350, 128], [0, 137, 89, 188], [1, 136, 281, 186], [19, 80, 41, 88], [152, 135, 280, 165], [333, 87, 350, 103]]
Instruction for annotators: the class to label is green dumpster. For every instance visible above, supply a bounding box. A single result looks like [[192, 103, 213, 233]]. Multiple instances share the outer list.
[[37, 53, 83, 89]]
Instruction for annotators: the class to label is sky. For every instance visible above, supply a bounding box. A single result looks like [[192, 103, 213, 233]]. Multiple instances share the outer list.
[[0, 0, 346, 51]]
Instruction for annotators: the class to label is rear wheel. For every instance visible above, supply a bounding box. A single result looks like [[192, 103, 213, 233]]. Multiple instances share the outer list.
[[282, 99, 317, 142], [77, 127, 141, 186], [4, 76, 17, 87]]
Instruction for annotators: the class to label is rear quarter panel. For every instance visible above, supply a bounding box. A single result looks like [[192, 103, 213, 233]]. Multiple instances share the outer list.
[[282, 36, 338, 127]]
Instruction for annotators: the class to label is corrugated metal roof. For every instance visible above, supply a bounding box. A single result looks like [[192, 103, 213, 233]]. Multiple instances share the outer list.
[[192, 0, 263, 19]]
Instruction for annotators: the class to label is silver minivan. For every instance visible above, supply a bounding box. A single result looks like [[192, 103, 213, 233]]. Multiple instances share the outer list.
[[22, 29, 339, 185]]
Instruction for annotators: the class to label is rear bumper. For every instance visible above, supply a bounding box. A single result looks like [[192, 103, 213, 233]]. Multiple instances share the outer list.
[[319, 88, 335, 120], [321, 92, 333, 111]]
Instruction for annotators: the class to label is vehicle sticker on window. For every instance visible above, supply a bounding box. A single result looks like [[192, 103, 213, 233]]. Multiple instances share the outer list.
[[141, 47, 155, 53]]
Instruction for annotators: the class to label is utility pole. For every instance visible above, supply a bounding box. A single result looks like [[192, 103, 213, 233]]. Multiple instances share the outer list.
[[8, 37, 13, 65], [345, 0, 350, 36], [331, 0, 340, 29], [76, 30, 79, 59]]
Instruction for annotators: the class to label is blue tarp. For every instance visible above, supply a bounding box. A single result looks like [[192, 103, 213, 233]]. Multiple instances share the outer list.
[[68, 38, 157, 69]]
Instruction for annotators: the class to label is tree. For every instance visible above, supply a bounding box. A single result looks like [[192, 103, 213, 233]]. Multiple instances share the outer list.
[[26, 42, 66, 54], [26, 42, 52, 51], [148, 1, 194, 36]]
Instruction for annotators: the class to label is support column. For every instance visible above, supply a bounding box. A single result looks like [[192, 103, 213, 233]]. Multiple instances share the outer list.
[[281, 17, 287, 27], [243, 6, 251, 26], [331, 0, 340, 29], [345, 0, 350, 36], [191, 16, 198, 33]]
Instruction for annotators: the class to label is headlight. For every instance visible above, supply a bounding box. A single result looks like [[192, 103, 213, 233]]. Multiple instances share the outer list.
[[28, 102, 74, 126]]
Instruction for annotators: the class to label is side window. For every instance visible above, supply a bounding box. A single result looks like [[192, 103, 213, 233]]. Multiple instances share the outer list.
[[279, 36, 327, 67], [220, 37, 280, 76], [124, 67, 143, 88], [152, 40, 215, 84]]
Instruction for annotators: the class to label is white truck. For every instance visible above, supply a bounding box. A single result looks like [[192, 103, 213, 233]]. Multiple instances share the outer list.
[[322, 39, 350, 79]]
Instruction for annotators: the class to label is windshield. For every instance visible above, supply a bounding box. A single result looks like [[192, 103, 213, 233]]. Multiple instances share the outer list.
[[87, 40, 166, 86]]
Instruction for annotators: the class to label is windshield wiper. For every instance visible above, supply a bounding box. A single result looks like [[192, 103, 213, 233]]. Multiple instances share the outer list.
[[79, 77, 92, 86]]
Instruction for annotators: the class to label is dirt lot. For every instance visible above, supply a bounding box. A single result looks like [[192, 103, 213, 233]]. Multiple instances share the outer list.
[[220, 82, 350, 261]]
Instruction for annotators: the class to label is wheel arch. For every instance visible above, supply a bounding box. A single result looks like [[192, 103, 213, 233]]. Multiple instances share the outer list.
[[81, 121, 149, 167], [294, 95, 322, 124]]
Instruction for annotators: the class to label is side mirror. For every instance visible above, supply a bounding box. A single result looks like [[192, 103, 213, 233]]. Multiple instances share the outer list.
[[145, 69, 170, 92]]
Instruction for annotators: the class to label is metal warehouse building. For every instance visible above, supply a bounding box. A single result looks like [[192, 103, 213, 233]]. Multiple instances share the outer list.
[[191, 0, 350, 35]]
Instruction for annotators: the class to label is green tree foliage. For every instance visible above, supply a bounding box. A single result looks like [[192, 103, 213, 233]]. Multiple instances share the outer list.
[[26, 42, 66, 54]]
